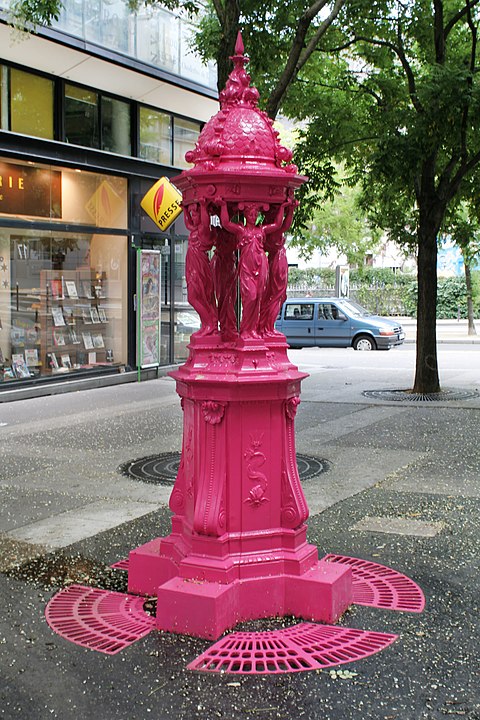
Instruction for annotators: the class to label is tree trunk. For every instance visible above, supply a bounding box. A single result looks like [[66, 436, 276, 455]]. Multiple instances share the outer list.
[[216, 1, 241, 93], [464, 258, 477, 335], [413, 222, 440, 393]]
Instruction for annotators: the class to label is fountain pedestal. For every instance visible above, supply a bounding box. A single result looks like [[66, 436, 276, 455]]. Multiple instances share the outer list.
[[127, 34, 352, 639]]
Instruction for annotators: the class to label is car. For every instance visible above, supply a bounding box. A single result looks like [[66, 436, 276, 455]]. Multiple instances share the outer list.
[[275, 297, 405, 350], [175, 311, 201, 335]]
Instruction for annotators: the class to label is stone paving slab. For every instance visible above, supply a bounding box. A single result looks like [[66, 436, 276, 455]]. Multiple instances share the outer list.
[[6, 499, 162, 549], [351, 515, 446, 537]]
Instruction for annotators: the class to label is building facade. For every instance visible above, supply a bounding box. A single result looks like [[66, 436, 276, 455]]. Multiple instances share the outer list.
[[0, 0, 217, 395]]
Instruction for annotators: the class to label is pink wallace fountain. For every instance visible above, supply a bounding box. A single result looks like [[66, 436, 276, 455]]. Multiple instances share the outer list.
[[127, 34, 353, 638]]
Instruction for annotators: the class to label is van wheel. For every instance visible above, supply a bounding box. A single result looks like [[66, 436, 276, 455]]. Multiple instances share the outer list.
[[353, 335, 376, 351]]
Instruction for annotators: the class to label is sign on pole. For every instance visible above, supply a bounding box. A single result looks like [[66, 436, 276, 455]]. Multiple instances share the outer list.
[[140, 177, 182, 231]]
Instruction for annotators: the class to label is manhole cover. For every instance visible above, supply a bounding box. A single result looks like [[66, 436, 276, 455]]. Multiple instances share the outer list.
[[119, 452, 328, 486], [363, 388, 480, 402]]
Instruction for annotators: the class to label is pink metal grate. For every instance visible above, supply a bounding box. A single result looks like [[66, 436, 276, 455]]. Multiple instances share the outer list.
[[187, 622, 397, 674], [111, 559, 130, 571], [45, 584, 155, 655], [324, 554, 425, 612]]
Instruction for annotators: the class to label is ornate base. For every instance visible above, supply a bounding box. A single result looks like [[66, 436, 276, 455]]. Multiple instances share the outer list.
[[128, 336, 352, 639], [155, 559, 352, 639]]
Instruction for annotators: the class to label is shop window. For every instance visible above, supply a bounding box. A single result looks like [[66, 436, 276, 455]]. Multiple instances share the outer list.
[[101, 96, 131, 156], [173, 117, 201, 169], [173, 235, 199, 362], [65, 84, 100, 148], [0, 228, 128, 383], [10, 68, 54, 140], [139, 106, 172, 165]]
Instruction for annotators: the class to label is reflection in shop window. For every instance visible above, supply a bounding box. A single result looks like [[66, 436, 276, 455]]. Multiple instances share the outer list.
[[139, 107, 172, 165], [65, 84, 99, 148], [101, 96, 131, 155], [10, 68, 54, 139], [173, 117, 201, 168]]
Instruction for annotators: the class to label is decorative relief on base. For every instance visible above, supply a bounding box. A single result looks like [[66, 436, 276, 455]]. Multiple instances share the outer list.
[[194, 402, 227, 536], [281, 397, 308, 528], [244, 434, 269, 507], [202, 401, 226, 424]]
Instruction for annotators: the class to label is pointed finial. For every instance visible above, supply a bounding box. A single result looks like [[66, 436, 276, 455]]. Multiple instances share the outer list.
[[235, 31, 244, 56]]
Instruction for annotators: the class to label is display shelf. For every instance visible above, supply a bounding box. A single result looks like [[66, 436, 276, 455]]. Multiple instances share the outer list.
[[40, 269, 112, 376]]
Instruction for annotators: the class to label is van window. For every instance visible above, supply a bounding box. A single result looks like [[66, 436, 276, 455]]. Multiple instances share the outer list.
[[318, 303, 339, 320], [285, 303, 313, 320]]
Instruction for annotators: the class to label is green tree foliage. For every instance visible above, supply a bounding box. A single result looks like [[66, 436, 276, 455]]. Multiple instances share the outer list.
[[442, 202, 480, 332], [289, 173, 383, 266], [294, 1, 480, 392], [10, 0, 480, 391]]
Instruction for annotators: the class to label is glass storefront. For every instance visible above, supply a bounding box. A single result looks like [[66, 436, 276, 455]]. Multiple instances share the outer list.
[[0, 159, 128, 384]]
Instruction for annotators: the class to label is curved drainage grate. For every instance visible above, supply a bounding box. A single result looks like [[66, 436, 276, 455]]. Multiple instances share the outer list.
[[45, 584, 155, 655], [119, 452, 328, 486], [363, 387, 480, 402], [187, 623, 397, 674], [325, 554, 425, 612]]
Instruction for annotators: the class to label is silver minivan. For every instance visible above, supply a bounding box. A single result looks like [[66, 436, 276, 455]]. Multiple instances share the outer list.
[[275, 297, 405, 350]]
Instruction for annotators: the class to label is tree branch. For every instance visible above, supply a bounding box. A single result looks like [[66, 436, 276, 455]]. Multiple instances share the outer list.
[[444, 0, 480, 39], [433, 0, 445, 64], [460, 0, 478, 158], [354, 34, 424, 113], [211, 0, 225, 24], [264, 0, 345, 119]]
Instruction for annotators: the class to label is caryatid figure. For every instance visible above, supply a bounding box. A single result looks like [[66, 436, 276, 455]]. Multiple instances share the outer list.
[[184, 202, 217, 335], [218, 199, 288, 339], [259, 197, 297, 336], [212, 228, 238, 342]]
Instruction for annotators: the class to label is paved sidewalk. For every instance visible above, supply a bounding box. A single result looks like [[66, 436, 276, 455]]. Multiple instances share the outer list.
[[399, 318, 480, 344], [0, 363, 479, 719]]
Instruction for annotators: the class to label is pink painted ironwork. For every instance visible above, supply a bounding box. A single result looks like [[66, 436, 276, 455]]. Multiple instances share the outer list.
[[325, 554, 426, 612], [111, 558, 130, 571], [45, 584, 155, 654], [127, 32, 353, 639], [126, 33, 422, 642], [187, 622, 398, 675]]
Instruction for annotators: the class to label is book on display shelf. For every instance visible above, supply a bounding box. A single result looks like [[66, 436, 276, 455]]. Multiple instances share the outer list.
[[92, 332, 104, 349], [90, 307, 100, 324], [98, 307, 107, 323], [82, 332, 94, 350], [82, 309, 92, 324], [53, 330, 66, 346], [50, 279, 64, 300], [69, 328, 81, 344], [12, 353, 30, 378], [51, 307, 66, 327], [60, 354, 72, 369], [25, 348, 39, 366], [63, 306, 75, 325], [47, 353, 59, 370], [81, 281, 94, 299], [65, 280, 78, 299]]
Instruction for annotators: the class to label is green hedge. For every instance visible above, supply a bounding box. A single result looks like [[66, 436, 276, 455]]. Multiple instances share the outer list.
[[287, 268, 480, 318]]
